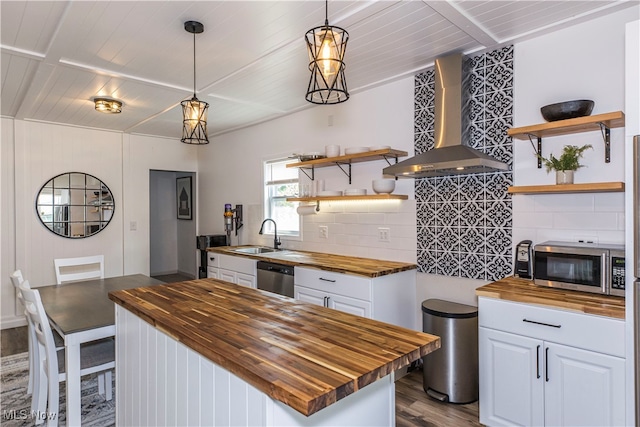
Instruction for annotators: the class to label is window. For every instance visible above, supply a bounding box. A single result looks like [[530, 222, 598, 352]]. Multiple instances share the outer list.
[[264, 158, 300, 237]]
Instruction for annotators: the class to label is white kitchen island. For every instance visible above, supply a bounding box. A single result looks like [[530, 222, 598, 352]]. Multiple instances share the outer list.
[[110, 278, 439, 426]]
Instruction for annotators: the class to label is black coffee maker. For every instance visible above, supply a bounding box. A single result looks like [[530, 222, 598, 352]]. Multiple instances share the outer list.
[[514, 240, 533, 279]]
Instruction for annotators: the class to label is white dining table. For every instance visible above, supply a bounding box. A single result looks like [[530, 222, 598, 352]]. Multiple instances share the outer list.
[[38, 274, 164, 426]]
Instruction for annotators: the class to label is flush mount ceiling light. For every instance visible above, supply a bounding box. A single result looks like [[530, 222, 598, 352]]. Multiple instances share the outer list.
[[181, 20, 209, 145], [305, 0, 349, 104], [94, 98, 122, 114]]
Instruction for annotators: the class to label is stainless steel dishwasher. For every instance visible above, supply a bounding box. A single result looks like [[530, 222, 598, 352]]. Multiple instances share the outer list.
[[256, 261, 294, 297]]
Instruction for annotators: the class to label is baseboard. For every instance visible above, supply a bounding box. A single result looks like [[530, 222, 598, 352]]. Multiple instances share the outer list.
[[1, 316, 27, 330], [151, 270, 196, 279], [177, 270, 196, 279], [150, 270, 178, 276]]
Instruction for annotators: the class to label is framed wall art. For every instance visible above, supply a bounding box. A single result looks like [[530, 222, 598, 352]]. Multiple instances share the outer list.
[[176, 176, 192, 220]]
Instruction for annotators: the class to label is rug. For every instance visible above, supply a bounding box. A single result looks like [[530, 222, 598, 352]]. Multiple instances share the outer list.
[[0, 352, 115, 426]]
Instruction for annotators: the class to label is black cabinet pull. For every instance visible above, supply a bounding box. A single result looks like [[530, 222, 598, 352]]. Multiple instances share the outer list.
[[323, 296, 329, 307], [523, 318, 561, 328], [536, 345, 541, 379], [319, 277, 336, 283], [545, 347, 549, 382]]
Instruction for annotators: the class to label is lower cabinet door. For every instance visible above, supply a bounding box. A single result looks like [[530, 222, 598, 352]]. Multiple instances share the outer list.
[[294, 287, 371, 318], [236, 272, 255, 288], [544, 342, 626, 427], [207, 267, 219, 279], [219, 269, 236, 284], [294, 286, 326, 307], [327, 294, 371, 318], [479, 327, 544, 427]]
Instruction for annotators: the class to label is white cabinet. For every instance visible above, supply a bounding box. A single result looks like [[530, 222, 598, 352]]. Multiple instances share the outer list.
[[206, 252, 220, 279], [294, 266, 415, 329], [295, 286, 371, 318], [479, 297, 626, 427], [208, 253, 256, 288]]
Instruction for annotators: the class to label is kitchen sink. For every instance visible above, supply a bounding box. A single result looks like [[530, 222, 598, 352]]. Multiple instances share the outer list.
[[232, 246, 280, 254]]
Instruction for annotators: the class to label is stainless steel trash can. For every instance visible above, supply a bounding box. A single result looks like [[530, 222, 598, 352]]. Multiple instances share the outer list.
[[421, 299, 478, 404]]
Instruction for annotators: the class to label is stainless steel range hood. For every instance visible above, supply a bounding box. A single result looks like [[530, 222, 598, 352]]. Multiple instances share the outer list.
[[383, 53, 509, 178]]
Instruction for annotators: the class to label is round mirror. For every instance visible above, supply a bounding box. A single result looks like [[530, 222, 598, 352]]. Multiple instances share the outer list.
[[35, 172, 115, 238]]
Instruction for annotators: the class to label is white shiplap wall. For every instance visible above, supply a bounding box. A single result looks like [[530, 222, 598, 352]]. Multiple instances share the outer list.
[[14, 121, 125, 284], [0, 121, 199, 328]]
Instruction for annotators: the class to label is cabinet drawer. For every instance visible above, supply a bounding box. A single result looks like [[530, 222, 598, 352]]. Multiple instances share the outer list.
[[478, 297, 624, 357], [207, 253, 220, 267], [294, 267, 371, 301]]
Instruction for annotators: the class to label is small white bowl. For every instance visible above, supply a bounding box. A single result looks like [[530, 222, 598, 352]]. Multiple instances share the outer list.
[[372, 179, 395, 194], [317, 190, 343, 197], [325, 145, 341, 158]]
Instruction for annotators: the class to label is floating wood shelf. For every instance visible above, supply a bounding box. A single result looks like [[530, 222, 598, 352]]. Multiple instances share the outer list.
[[287, 148, 408, 168], [508, 111, 625, 139], [287, 194, 408, 202], [508, 111, 625, 167], [508, 182, 625, 194], [287, 148, 408, 183]]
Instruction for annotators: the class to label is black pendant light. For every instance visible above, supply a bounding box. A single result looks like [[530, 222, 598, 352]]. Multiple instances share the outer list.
[[181, 20, 209, 145], [305, 0, 349, 104]]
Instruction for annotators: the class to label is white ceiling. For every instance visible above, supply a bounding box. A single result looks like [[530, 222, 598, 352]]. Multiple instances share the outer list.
[[1, 1, 636, 139]]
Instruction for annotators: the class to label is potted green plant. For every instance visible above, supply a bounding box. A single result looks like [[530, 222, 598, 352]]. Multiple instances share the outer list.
[[538, 144, 593, 184]]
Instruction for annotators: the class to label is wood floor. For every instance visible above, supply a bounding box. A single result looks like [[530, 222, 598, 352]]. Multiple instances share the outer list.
[[0, 325, 28, 357], [396, 368, 480, 426]]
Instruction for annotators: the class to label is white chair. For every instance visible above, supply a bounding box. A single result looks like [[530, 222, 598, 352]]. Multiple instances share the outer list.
[[20, 281, 115, 426], [54, 255, 104, 285], [10, 270, 38, 408], [11, 271, 67, 413], [52, 256, 112, 396]]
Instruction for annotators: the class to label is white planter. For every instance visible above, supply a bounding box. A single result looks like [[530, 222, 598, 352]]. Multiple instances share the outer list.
[[555, 170, 574, 184]]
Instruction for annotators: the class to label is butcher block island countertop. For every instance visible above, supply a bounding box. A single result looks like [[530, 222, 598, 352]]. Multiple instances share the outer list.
[[109, 278, 439, 417], [476, 276, 625, 319], [207, 246, 416, 277]]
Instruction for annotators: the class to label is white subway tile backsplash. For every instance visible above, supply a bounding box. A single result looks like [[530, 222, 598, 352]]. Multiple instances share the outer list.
[[391, 225, 418, 239], [553, 212, 619, 230], [618, 212, 625, 230], [512, 195, 536, 212], [533, 193, 594, 212], [516, 212, 554, 228], [385, 212, 416, 225], [333, 213, 359, 224], [356, 213, 386, 224], [594, 193, 625, 212]]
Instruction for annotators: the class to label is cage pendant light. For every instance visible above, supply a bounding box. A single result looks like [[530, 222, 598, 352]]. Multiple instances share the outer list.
[[181, 21, 209, 145], [305, 0, 349, 104]]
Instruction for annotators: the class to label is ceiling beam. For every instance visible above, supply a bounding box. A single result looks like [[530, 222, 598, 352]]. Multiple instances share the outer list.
[[425, 0, 498, 48]]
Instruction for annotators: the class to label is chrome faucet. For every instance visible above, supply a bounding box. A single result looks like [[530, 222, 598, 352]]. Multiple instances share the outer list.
[[259, 218, 281, 250]]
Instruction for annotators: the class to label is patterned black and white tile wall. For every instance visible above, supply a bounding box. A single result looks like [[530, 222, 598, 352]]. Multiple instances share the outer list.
[[415, 46, 514, 281]]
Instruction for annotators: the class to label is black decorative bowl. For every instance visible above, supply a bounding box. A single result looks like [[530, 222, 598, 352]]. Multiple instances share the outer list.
[[540, 100, 594, 122]]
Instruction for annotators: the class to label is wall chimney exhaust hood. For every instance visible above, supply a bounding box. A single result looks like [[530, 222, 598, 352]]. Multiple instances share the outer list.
[[383, 53, 509, 178]]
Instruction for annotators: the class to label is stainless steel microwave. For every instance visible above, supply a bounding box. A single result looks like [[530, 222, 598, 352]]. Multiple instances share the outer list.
[[534, 241, 625, 297]]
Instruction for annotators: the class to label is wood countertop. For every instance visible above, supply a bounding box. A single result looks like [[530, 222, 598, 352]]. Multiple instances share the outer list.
[[207, 246, 417, 278], [109, 279, 439, 416], [476, 276, 625, 319]]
